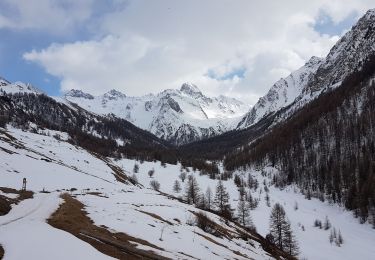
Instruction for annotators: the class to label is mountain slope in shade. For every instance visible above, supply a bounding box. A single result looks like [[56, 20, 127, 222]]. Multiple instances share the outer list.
[[238, 8, 375, 129], [65, 83, 249, 145]]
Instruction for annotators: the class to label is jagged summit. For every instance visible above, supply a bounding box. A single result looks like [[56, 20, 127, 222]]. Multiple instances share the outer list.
[[180, 82, 203, 96], [0, 77, 43, 95], [237, 9, 375, 129], [65, 89, 94, 99], [65, 84, 248, 145], [104, 89, 126, 99], [0, 77, 11, 86]]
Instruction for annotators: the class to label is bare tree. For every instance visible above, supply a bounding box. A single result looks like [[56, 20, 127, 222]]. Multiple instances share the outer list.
[[148, 168, 155, 178], [205, 186, 213, 210], [133, 163, 139, 173], [184, 175, 200, 205], [237, 197, 254, 230], [269, 203, 298, 256], [179, 172, 187, 182], [324, 216, 331, 230], [214, 180, 231, 216], [173, 180, 182, 193], [150, 180, 160, 191]]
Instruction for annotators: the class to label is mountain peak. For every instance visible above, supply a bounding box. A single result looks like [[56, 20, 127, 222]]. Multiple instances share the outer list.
[[180, 83, 202, 96], [65, 89, 94, 99], [306, 56, 324, 67], [104, 89, 126, 99], [0, 76, 10, 86], [364, 8, 375, 18]]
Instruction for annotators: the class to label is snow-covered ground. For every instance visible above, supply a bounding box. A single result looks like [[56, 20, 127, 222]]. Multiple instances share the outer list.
[[1, 127, 375, 260], [0, 127, 119, 191], [0, 127, 273, 259], [77, 187, 272, 260], [0, 192, 113, 260], [117, 159, 375, 260]]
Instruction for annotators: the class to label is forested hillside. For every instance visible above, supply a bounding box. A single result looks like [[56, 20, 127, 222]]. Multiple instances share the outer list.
[[0, 92, 178, 164], [224, 55, 375, 224]]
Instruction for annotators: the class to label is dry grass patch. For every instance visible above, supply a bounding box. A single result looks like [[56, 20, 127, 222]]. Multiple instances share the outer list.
[[48, 193, 169, 260], [136, 210, 174, 225], [0, 187, 34, 216]]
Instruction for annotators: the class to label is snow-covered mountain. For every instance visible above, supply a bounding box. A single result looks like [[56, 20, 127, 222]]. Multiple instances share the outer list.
[[238, 8, 375, 129], [65, 83, 249, 145], [237, 56, 323, 128], [0, 78, 43, 95]]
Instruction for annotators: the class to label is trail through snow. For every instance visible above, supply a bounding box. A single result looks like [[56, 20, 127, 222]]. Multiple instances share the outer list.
[[0, 193, 113, 260]]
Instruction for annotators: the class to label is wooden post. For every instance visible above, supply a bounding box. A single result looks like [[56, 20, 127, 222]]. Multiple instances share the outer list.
[[22, 178, 27, 191]]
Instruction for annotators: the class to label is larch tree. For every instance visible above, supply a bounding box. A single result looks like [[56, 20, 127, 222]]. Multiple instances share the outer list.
[[282, 221, 299, 257], [173, 180, 182, 193], [269, 203, 298, 256], [214, 180, 231, 216], [237, 197, 254, 230], [184, 175, 200, 205], [205, 186, 213, 210], [133, 163, 139, 173]]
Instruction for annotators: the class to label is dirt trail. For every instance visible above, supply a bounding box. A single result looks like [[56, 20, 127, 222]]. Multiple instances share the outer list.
[[0, 196, 44, 227]]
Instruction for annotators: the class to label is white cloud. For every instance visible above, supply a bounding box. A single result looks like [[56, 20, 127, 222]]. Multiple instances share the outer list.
[[22, 0, 374, 103], [0, 0, 95, 33]]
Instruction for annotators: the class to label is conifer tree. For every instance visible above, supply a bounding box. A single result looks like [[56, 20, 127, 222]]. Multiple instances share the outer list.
[[184, 175, 200, 205], [237, 197, 254, 230], [205, 186, 213, 210], [214, 180, 231, 218], [173, 180, 181, 193], [269, 203, 298, 256]]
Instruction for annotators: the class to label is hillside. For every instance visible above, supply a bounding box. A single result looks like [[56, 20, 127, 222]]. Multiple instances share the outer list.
[[0, 126, 290, 260]]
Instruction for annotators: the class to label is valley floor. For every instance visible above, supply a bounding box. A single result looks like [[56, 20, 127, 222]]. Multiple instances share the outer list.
[[0, 127, 375, 259]]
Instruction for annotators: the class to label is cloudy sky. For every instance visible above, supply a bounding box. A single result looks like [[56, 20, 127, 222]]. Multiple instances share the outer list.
[[0, 0, 373, 104]]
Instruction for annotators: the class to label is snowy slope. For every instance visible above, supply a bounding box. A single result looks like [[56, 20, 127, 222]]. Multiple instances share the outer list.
[[65, 83, 248, 145], [0, 80, 43, 95], [117, 159, 375, 260], [78, 188, 274, 260], [0, 126, 120, 191], [237, 56, 323, 128], [0, 126, 281, 260], [1, 125, 375, 259], [0, 193, 113, 260], [238, 8, 375, 129]]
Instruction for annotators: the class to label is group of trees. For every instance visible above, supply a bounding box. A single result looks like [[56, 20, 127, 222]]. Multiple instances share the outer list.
[[268, 203, 299, 257], [223, 55, 375, 225]]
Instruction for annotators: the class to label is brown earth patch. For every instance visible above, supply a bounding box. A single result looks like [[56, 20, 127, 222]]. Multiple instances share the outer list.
[[0, 244, 4, 259], [48, 193, 170, 260], [0, 187, 34, 216]]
